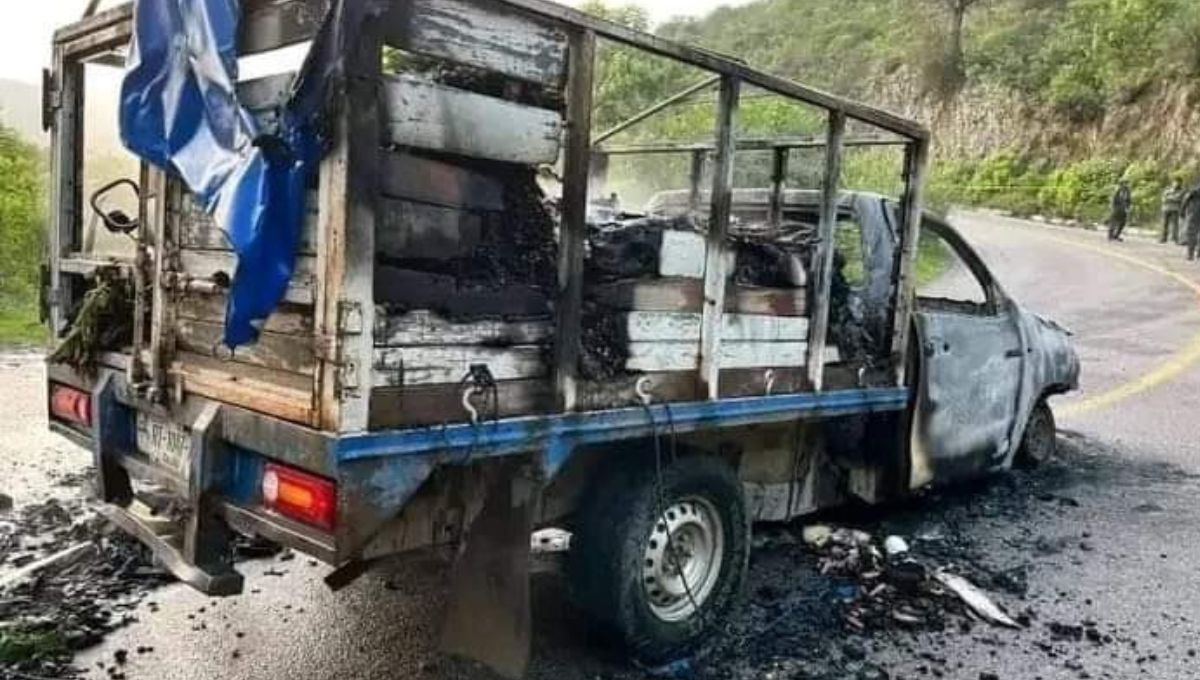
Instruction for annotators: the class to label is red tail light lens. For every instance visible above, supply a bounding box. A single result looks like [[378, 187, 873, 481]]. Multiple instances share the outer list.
[[261, 463, 337, 531], [50, 384, 92, 428]]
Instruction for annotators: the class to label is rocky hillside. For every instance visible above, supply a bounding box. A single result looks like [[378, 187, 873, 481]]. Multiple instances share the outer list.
[[659, 0, 1200, 163], [591, 0, 1200, 222]]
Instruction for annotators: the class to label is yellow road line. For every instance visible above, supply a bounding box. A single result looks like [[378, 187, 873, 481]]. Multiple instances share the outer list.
[[1039, 232, 1200, 417]]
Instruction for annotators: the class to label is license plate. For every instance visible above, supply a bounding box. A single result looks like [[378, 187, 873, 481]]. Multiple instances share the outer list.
[[136, 413, 191, 478]]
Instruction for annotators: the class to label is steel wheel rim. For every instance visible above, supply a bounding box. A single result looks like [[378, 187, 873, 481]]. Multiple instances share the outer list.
[[641, 496, 725, 623]]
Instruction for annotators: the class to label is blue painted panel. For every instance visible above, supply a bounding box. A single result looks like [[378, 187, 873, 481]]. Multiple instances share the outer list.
[[336, 388, 909, 466], [221, 445, 266, 506]]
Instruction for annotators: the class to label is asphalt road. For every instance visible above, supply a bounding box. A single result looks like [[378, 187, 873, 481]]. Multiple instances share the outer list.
[[8, 212, 1200, 680]]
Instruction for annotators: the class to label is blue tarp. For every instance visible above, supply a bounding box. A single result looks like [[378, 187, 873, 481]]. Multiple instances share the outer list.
[[119, 0, 378, 347]]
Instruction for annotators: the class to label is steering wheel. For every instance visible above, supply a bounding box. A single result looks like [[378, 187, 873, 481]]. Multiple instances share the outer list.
[[89, 178, 141, 235]]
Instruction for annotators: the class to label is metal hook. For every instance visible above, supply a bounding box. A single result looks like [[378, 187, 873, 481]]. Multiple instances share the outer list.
[[462, 385, 483, 425], [857, 366, 867, 388], [635, 376, 654, 406], [763, 369, 776, 396]]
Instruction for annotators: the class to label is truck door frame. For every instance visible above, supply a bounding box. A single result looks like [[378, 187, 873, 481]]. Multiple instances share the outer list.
[[907, 217, 1027, 488]]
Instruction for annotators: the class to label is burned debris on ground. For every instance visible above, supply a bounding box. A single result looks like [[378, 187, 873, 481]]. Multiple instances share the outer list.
[[657, 434, 1162, 680], [0, 489, 170, 679]]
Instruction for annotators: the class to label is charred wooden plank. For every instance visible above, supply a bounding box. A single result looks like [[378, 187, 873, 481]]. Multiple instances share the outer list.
[[369, 379, 554, 428], [590, 279, 808, 317], [178, 250, 317, 305], [698, 76, 739, 399], [177, 190, 318, 254], [314, 18, 383, 432], [377, 201, 485, 260], [176, 296, 315, 336], [620, 311, 809, 342], [364, 364, 814, 429], [625, 341, 807, 373], [380, 151, 504, 211], [375, 309, 551, 346], [176, 352, 316, 425], [373, 345, 547, 385], [177, 318, 316, 374], [552, 28, 594, 412], [381, 74, 562, 164], [375, 266, 551, 317], [891, 140, 930, 386], [806, 110, 846, 391], [384, 0, 567, 88]]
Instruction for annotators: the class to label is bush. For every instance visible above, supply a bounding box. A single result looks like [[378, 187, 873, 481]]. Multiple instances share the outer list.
[[0, 123, 43, 304], [1047, 71, 1106, 123]]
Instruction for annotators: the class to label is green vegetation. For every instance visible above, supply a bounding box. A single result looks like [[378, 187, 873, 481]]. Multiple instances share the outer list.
[[588, 0, 1200, 225], [0, 121, 46, 347], [915, 230, 954, 288], [0, 627, 67, 665]]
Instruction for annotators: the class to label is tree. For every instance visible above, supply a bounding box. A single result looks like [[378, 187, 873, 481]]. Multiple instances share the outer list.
[[933, 0, 990, 92], [0, 121, 44, 307]]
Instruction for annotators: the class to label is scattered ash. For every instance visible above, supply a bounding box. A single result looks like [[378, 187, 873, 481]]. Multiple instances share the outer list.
[[650, 433, 1180, 680], [579, 305, 628, 381], [0, 498, 171, 679]]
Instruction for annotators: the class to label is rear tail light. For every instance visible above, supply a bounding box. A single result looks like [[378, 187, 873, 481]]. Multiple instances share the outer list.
[[261, 463, 337, 531], [50, 384, 92, 428]]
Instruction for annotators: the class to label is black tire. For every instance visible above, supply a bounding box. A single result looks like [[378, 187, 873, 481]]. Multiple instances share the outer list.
[[1016, 400, 1056, 469], [567, 454, 749, 665]]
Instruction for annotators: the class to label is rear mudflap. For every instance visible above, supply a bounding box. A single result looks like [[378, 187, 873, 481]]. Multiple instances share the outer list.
[[440, 459, 541, 679]]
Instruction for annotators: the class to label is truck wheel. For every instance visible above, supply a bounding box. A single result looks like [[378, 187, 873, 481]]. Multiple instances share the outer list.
[[567, 455, 749, 666], [1016, 400, 1056, 468]]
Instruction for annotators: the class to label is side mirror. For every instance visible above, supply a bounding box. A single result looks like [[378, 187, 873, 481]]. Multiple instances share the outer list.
[[90, 178, 141, 235]]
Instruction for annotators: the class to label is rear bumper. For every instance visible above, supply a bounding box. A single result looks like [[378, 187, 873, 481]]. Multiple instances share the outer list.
[[96, 502, 244, 595], [54, 368, 345, 594]]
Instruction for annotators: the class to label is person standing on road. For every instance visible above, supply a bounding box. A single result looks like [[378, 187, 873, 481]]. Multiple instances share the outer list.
[[1183, 181, 1200, 260], [1108, 178, 1133, 241], [1162, 178, 1184, 244]]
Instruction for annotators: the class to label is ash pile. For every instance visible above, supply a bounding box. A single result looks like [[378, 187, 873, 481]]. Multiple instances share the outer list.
[[0, 496, 170, 678], [581, 212, 816, 380], [791, 525, 1028, 634], [375, 157, 559, 321]]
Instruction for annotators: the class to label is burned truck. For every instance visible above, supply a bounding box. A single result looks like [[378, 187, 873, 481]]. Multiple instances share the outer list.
[[39, 0, 1078, 675]]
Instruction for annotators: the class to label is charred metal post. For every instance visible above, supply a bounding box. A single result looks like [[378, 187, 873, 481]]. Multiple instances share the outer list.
[[46, 47, 82, 336], [698, 75, 740, 399], [553, 29, 596, 412], [768, 146, 788, 228], [890, 139, 931, 385], [688, 149, 706, 213], [145, 169, 171, 401], [807, 110, 846, 391], [593, 74, 720, 145]]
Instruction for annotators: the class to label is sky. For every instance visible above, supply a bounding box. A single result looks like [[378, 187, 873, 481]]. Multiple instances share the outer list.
[[0, 0, 754, 86]]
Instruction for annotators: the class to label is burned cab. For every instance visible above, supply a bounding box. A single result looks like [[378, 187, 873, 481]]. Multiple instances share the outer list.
[[40, 0, 1074, 674]]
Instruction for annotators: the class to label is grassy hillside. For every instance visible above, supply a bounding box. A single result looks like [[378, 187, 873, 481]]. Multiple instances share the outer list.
[[591, 0, 1200, 224]]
